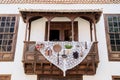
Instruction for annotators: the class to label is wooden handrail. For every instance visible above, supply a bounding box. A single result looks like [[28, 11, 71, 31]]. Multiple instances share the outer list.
[[23, 41, 99, 62]]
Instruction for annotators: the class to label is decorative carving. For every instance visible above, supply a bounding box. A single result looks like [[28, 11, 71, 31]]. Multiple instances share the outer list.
[[20, 11, 102, 23]]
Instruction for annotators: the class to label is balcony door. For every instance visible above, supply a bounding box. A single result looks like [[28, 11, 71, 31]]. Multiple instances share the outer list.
[[45, 22, 78, 41]]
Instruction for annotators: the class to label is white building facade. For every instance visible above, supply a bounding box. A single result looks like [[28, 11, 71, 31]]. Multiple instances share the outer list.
[[0, 1, 120, 80]]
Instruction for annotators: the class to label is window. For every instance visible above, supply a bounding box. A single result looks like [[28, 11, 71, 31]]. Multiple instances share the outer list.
[[0, 14, 19, 61], [104, 14, 120, 61], [45, 22, 78, 41], [112, 76, 120, 80], [0, 75, 11, 80]]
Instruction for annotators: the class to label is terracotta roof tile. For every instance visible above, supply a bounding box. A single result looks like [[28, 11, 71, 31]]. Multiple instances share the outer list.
[[0, 0, 119, 4]]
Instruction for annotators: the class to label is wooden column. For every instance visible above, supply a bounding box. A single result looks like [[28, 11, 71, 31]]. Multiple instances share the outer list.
[[25, 19, 29, 41], [90, 22, 93, 42], [93, 21, 97, 41], [47, 20, 50, 41], [28, 21, 31, 41], [71, 20, 74, 41], [25, 23, 27, 41], [69, 16, 77, 41], [45, 16, 54, 41]]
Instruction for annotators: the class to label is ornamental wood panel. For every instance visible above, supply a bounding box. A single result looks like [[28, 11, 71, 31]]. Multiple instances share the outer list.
[[0, 75, 11, 80], [112, 76, 120, 80]]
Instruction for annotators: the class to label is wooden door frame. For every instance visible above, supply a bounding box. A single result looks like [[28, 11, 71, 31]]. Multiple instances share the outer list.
[[45, 21, 78, 41]]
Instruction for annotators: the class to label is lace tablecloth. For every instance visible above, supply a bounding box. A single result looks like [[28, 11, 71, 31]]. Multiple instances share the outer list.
[[36, 41, 93, 76]]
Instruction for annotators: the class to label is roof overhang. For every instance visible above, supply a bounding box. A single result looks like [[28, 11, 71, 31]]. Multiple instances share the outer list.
[[19, 8, 102, 23]]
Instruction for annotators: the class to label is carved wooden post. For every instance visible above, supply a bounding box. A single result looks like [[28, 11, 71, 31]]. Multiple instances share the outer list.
[[45, 16, 54, 41], [28, 21, 31, 41], [25, 23, 28, 41], [47, 20, 50, 41], [93, 21, 97, 41], [71, 20, 74, 41], [90, 22, 93, 41], [68, 16, 77, 41], [23, 18, 30, 63], [25, 18, 29, 41]]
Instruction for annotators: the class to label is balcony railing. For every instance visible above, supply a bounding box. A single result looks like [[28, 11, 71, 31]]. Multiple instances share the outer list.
[[22, 41, 99, 76]]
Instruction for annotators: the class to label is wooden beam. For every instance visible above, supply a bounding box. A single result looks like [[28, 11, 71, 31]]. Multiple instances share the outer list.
[[21, 12, 101, 23]]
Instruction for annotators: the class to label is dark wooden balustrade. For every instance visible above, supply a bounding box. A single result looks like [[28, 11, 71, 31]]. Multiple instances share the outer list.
[[22, 41, 99, 77]]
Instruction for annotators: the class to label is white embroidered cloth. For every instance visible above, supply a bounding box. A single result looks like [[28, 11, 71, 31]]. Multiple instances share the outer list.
[[36, 41, 93, 76]]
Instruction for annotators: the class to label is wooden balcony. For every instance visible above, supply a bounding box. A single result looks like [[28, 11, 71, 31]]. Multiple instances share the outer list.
[[22, 41, 99, 77]]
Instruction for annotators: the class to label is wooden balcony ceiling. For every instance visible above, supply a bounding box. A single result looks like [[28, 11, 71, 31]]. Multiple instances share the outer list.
[[0, 0, 119, 4], [19, 9, 102, 23]]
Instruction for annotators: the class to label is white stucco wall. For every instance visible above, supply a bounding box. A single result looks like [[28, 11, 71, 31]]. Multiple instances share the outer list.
[[0, 4, 120, 80], [31, 17, 91, 42], [30, 18, 47, 41]]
